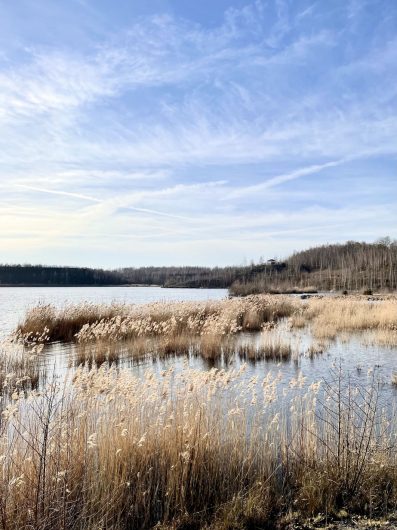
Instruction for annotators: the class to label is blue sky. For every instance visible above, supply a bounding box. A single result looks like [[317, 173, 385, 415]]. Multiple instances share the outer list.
[[0, 0, 396, 267]]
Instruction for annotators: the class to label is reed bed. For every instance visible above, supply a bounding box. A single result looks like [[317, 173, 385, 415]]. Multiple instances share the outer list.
[[0, 363, 396, 529], [17, 296, 297, 345], [20, 296, 397, 348], [306, 340, 328, 358], [367, 329, 397, 348], [0, 338, 41, 396], [17, 296, 297, 368], [17, 302, 130, 343], [237, 333, 294, 362], [73, 330, 297, 368], [74, 341, 124, 368], [288, 297, 397, 342], [16, 296, 397, 369]]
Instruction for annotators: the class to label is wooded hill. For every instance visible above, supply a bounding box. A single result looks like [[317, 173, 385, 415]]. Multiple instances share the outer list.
[[1, 239, 396, 292], [230, 239, 397, 295]]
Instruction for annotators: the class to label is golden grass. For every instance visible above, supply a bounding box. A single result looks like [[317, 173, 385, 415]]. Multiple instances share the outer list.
[[17, 296, 296, 345], [311, 298, 397, 331], [3, 295, 397, 528], [74, 341, 124, 368], [73, 331, 295, 367], [0, 364, 396, 529], [292, 297, 397, 342], [368, 329, 397, 348], [0, 338, 41, 395], [17, 302, 130, 342], [289, 312, 307, 329], [237, 332, 293, 362]]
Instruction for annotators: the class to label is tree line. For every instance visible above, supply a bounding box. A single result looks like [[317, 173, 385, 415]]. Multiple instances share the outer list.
[[0, 265, 124, 286], [1, 239, 396, 292], [117, 265, 248, 288]]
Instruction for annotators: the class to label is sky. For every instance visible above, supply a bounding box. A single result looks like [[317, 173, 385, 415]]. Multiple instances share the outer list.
[[0, 0, 396, 267]]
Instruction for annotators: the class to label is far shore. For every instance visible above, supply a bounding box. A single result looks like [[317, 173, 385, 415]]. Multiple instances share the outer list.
[[1, 285, 395, 301], [0, 283, 162, 288]]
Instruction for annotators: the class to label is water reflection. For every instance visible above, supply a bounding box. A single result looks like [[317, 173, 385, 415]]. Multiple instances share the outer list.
[[30, 321, 397, 409]]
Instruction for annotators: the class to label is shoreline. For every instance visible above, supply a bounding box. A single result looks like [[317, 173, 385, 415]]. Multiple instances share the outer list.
[[0, 283, 162, 288]]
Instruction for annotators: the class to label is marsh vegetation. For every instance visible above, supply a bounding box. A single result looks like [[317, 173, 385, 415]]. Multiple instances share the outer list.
[[1, 360, 397, 529], [1, 293, 397, 529], [16, 293, 397, 360]]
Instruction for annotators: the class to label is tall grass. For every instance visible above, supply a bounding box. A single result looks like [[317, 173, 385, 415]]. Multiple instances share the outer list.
[[0, 338, 41, 395], [17, 302, 129, 342], [0, 363, 396, 529], [288, 296, 397, 341], [17, 296, 296, 344], [20, 296, 397, 348], [237, 333, 294, 362]]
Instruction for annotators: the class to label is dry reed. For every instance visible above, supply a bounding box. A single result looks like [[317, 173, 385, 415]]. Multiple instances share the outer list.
[[0, 362, 395, 529], [306, 297, 397, 340], [237, 333, 293, 362], [284, 296, 397, 345], [17, 296, 296, 345], [0, 338, 41, 397], [306, 340, 328, 358], [16, 296, 397, 369]]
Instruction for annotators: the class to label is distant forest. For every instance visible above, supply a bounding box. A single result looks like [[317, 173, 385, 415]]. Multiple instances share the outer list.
[[1, 239, 396, 293], [0, 265, 124, 287], [117, 266, 247, 288]]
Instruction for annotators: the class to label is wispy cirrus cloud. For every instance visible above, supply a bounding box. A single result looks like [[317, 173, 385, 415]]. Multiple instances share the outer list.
[[0, 0, 396, 266]]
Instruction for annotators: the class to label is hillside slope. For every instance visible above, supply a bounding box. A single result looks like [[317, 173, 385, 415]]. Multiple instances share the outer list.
[[230, 239, 397, 295]]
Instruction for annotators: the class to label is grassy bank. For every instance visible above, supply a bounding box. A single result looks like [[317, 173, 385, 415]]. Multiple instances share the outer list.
[[3, 295, 397, 528], [0, 363, 396, 529], [291, 296, 397, 343]]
